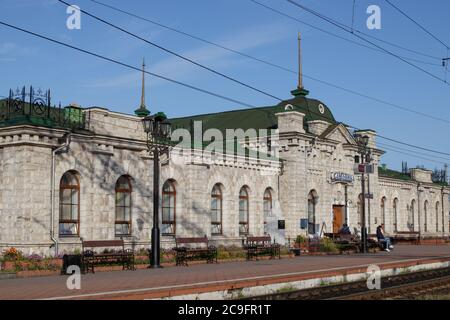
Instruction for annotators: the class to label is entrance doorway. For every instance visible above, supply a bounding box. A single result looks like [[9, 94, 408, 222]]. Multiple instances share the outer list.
[[332, 205, 345, 234]]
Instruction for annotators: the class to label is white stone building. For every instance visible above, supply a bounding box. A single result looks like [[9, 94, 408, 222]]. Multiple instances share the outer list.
[[0, 79, 448, 256]]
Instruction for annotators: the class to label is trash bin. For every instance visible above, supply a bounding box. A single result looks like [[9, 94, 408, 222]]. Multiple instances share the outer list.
[[61, 254, 83, 275]]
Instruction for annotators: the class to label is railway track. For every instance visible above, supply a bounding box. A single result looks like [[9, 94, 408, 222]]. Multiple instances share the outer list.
[[243, 266, 450, 300]]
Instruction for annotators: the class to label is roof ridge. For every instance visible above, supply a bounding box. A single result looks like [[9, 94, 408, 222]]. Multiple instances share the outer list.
[[170, 104, 276, 120]]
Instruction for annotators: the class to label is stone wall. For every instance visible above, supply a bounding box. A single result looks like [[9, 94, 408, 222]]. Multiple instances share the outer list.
[[0, 108, 448, 257]]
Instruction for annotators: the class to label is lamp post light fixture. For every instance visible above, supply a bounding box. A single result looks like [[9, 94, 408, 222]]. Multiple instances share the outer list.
[[142, 112, 172, 268], [355, 134, 371, 254]]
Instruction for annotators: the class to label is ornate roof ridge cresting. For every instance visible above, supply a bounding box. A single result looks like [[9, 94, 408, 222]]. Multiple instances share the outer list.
[[0, 86, 87, 130]]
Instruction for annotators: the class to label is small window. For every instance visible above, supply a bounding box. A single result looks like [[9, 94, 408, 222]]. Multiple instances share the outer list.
[[239, 187, 249, 236], [115, 176, 132, 236], [162, 180, 176, 236], [263, 188, 273, 234], [211, 184, 222, 235], [59, 171, 80, 236]]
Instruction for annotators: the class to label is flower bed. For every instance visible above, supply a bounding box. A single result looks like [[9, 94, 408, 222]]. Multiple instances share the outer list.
[[1, 244, 349, 278]]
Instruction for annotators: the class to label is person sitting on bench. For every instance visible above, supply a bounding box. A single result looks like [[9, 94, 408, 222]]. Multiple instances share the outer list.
[[376, 224, 393, 252], [339, 223, 351, 235]]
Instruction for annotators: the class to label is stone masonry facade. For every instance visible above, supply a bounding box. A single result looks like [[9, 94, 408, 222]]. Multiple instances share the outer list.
[[0, 104, 449, 256]]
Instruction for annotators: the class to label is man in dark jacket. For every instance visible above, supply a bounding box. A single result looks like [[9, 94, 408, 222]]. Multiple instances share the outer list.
[[376, 224, 393, 252]]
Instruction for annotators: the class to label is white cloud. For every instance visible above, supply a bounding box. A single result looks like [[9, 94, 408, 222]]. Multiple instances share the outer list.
[[0, 42, 38, 60], [85, 21, 291, 88]]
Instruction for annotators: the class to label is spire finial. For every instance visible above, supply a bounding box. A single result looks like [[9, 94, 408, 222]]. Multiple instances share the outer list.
[[298, 32, 303, 90], [291, 32, 309, 97], [135, 57, 150, 117]]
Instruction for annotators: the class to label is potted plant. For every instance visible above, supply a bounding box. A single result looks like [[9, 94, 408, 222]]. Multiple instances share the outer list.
[[292, 235, 307, 256]]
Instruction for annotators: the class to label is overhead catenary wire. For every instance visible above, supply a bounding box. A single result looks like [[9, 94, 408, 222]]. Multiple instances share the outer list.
[[1, 19, 449, 159], [377, 142, 450, 163], [56, 0, 282, 103], [286, 0, 449, 85], [74, 0, 450, 125], [0, 21, 256, 109], [90, 0, 442, 68], [378, 143, 448, 165], [384, 0, 450, 50], [249, 0, 442, 61]]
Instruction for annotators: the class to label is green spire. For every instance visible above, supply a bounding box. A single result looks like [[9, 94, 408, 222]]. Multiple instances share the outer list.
[[135, 58, 150, 117], [291, 32, 309, 97]]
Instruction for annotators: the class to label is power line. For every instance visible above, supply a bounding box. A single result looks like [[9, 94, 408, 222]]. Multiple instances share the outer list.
[[88, 0, 438, 67], [85, 0, 450, 124], [378, 143, 448, 165], [384, 0, 449, 49], [377, 135, 450, 157], [57, 0, 281, 102], [249, 0, 442, 61], [286, 0, 449, 85], [1, 19, 449, 158], [91, 0, 442, 67], [0, 21, 255, 109], [378, 142, 450, 162]]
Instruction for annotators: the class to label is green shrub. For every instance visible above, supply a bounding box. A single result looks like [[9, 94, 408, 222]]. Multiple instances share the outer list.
[[319, 238, 339, 253], [295, 235, 307, 244], [217, 250, 231, 260]]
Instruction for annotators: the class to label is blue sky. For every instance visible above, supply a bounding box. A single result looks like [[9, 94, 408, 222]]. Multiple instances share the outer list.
[[1, 0, 449, 172]]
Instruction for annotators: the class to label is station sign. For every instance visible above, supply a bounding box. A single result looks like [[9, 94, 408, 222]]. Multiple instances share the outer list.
[[365, 193, 374, 199], [331, 172, 354, 183]]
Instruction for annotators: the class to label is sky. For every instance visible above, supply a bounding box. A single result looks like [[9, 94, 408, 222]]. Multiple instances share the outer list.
[[1, 0, 449, 173]]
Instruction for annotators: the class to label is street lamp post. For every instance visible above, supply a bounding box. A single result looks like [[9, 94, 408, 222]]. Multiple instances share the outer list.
[[142, 112, 171, 268], [356, 135, 371, 254]]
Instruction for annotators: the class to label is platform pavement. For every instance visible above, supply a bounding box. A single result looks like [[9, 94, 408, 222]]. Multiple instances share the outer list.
[[0, 245, 448, 300]]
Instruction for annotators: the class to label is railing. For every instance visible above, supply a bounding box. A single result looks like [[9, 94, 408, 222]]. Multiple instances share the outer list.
[[0, 86, 86, 130]]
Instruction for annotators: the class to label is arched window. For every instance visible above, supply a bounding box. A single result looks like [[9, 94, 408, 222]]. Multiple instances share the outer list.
[[408, 200, 415, 231], [435, 202, 440, 232], [381, 197, 386, 226], [211, 184, 222, 235], [393, 198, 398, 232], [59, 171, 80, 236], [162, 180, 176, 236], [239, 187, 249, 236], [115, 176, 132, 236], [308, 190, 318, 235], [263, 188, 273, 234], [424, 200, 428, 232]]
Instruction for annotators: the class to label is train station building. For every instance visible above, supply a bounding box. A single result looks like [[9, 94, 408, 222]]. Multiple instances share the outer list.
[[1, 41, 449, 255], [0, 78, 448, 256]]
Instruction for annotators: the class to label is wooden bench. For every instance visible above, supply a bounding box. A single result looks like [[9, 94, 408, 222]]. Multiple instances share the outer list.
[[244, 236, 281, 260], [174, 236, 217, 266], [367, 233, 385, 251], [393, 231, 421, 245], [333, 233, 361, 252], [81, 238, 135, 273]]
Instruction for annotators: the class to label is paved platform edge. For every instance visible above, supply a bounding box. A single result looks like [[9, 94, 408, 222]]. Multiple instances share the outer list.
[[42, 255, 450, 300]]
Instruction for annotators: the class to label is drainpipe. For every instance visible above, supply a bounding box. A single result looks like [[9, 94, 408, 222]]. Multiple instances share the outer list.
[[417, 183, 421, 239], [442, 187, 445, 235], [50, 133, 71, 256]]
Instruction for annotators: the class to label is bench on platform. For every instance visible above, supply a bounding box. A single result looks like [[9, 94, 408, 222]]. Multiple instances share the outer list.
[[367, 234, 385, 251], [244, 236, 281, 260], [393, 231, 421, 245], [174, 236, 217, 266], [81, 238, 135, 273]]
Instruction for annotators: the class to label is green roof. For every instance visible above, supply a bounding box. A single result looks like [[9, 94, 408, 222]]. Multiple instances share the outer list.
[[378, 166, 448, 186], [378, 166, 412, 181], [169, 94, 336, 135], [0, 99, 87, 130]]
